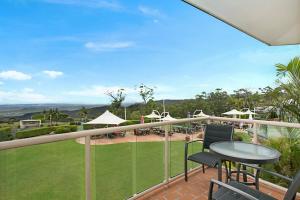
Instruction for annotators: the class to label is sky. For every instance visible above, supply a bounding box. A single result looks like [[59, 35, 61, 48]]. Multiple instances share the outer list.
[[0, 0, 299, 105]]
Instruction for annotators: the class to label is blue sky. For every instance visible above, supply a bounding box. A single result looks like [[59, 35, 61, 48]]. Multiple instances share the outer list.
[[0, 0, 299, 104]]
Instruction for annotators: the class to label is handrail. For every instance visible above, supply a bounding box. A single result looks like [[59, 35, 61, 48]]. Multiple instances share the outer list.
[[209, 116, 300, 129], [0, 116, 299, 151], [0, 117, 208, 150]]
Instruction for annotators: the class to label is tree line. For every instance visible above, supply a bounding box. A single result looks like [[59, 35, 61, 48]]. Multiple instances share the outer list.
[[104, 56, 300, 123]]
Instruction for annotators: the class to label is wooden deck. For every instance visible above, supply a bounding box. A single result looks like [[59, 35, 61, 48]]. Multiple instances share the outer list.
[[137, 168, 300, 200]]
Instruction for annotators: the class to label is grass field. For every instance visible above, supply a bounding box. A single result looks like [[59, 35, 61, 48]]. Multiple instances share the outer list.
[[0, 139, 201, 200]]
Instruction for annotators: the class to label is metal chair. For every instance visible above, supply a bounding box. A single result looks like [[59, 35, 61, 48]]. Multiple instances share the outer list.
[[184, 124, 234, 181], [209, 167, 300, 200]]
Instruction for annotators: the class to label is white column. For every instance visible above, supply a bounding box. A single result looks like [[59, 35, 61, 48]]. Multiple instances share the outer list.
[[85, 136, 91, 200], [164, 126, 169, 182]]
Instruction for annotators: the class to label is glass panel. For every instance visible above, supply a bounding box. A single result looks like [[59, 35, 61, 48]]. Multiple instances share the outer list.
[[135, 126, 164, 193], [93, 130, 135, 200], [169, 122, 203, 178], [243, 125, 300, 188], [0, 140, 85, 200]]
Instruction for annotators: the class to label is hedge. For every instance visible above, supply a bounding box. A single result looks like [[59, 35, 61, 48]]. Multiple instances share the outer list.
[[16, 125, 78, 139], [83, 124, 106, 130], [0, 127, 13, 142], [54, 125, 77, 134], [16, 127, 54, 139]]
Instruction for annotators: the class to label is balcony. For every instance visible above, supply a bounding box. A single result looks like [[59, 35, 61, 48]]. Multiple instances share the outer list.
[[137, 168, 296, 200], [0, 116, 299, 200]]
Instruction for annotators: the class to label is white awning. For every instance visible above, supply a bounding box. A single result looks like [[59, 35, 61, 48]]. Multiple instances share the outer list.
[[223, 109, 245, 115], [145, 111, 161, 119], [243, 109, 256, 115], [193, 110, 209, 117], [183, 0, 300, 46], [85, 110, 126, 125], [160, 114, 177, 121]]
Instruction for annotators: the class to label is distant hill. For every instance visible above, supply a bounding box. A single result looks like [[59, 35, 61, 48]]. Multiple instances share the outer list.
[[0, 104, 100, 117], [0, 100, 188, 122]]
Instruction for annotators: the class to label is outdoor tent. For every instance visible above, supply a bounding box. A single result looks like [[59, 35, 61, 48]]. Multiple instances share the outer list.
[[86, 110, 126, 125], [160, 114, 177, 121], [223, 109, 245, 118], [145, 110, 161, 119], [243, 109, 256, 120], [193, 110, 209, 117], [183, 0, 300, 46]]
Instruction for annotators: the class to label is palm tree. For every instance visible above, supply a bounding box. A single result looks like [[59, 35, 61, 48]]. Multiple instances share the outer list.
[[276, 56, 300, 122]]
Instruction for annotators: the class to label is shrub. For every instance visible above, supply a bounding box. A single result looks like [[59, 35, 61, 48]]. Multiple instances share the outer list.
[[262, 134, 300, 187], [83, 124, 106, 130], [120, 120, 140, 126], [16, 127, 54, 139], [0, 127, 13, 142], [54, 125, 77, 134], [233, 132, 252, 142]]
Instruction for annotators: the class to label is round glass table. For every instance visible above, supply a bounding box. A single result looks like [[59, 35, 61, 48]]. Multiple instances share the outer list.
[[209, 141, 281, 182]]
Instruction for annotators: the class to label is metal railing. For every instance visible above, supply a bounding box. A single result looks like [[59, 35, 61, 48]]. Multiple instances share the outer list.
[[0, 116, 299, 200]]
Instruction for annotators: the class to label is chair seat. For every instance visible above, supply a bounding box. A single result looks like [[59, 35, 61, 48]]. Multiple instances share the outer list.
[[188, 152, 220, 167], [213, 181, 277, 200]]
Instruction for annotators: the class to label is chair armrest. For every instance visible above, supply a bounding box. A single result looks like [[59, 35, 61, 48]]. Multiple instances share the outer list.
[[240, 163, 293, 182], [185, 139, 203, 160], [209, 179, 259, 200], [186, 139, 203, 145]]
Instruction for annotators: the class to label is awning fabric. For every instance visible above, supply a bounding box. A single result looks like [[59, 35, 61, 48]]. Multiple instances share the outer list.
[[183, 0, 300, 46], [243, 109, 256, 115], [193, 110, 209, 117], [223, 109, 245, 115], [86, 110, 126, 125], [145, 111, 161, 119], [160, 114, 177, 121]]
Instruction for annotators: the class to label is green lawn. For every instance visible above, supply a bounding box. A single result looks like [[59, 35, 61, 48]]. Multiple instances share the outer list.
[[0, 140, 202, 200]]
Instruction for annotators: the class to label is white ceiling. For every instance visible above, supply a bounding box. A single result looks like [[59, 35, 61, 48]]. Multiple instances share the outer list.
[[183, 0, 300, 46]]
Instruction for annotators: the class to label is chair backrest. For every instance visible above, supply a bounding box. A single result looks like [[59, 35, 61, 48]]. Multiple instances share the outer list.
[[284, 170, 300, 200], [203, 124, 234, 150]]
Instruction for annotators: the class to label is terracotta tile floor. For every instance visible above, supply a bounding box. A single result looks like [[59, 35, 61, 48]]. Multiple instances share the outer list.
[[138, 168, 300, 200]]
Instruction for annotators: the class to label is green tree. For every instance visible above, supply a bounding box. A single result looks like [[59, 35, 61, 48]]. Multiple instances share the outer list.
[[79, 106, 88, 122], [207, 88, 230, 116], [276, 56, 300, 122], [138, 84, 155, 104], [106, 89, 126, 115]]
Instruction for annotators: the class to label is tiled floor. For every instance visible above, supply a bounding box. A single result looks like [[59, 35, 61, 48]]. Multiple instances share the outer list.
[[138, 168, 300, 200]]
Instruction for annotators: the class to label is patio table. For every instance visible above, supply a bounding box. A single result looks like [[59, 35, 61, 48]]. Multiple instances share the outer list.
[[209, 141, 280, 182]]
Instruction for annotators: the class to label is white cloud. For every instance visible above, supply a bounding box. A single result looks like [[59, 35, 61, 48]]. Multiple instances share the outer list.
[[42, 0, 121, 10], [138, 5, 163, 18], [85, 41, 135, 52], [43, 70, 64, 78], [0, 70, 32, 80], [0, 88, 49, 104], [66, 85, 135, 97]]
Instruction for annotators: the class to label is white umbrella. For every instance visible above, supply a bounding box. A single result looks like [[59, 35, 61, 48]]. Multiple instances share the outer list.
[[85, 110, 126, 125], [145, 111, 161, 119], [183, 0, 300, 46], [243, 109, 256, 120], [193, 110, 209, 117], [160, 114, 177, 121], [223, 109, 245, 116]]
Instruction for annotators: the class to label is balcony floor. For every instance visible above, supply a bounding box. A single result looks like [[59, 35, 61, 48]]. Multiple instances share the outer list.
[[138, 168, 300, 200]]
